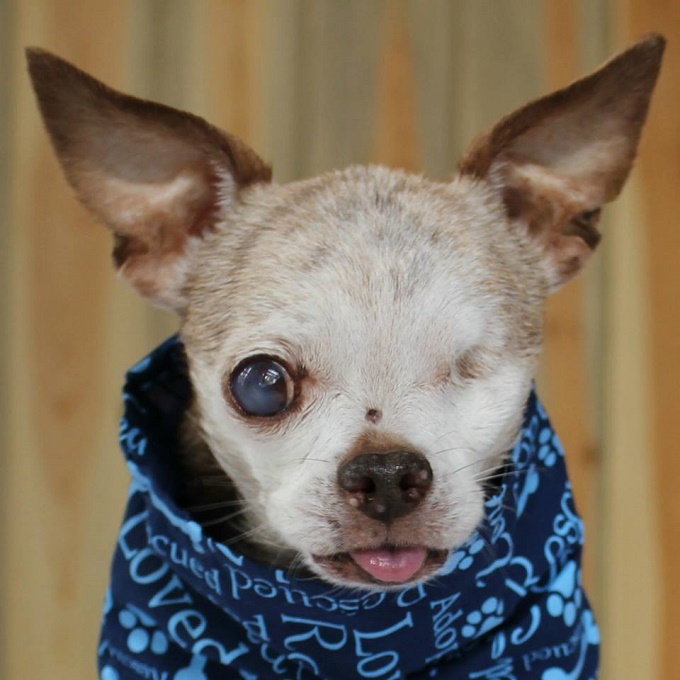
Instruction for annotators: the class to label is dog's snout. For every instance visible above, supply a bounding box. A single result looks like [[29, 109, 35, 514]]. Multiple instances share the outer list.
[[337, 451, 433, 523]]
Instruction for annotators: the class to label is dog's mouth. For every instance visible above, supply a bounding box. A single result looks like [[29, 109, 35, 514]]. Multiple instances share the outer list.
[[312, 545, 449, 586]]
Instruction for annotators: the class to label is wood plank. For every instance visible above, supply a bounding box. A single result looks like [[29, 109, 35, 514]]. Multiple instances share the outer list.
[[3, 2, 141, 678], [262, 0, 385, 180], [618, 4, 680, 679], [599, 182, 662, 680], [541, 0, 600, 596], [0, 0, 15, 666], [193, 0, 265, 146], [408, 0, 544, 178], [371, 0, 422, 171], [126, 0, 197, 343]]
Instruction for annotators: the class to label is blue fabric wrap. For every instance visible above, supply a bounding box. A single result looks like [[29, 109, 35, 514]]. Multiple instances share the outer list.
[[98, 337, 599, 680]]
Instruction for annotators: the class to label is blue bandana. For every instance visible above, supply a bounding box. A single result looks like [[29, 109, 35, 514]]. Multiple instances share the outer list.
[[98, 337, 599, 679]]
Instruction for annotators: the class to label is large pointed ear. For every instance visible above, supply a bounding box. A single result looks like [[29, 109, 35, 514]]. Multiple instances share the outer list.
[[27, 49, 271, 312], [459, 34, 664, 291]]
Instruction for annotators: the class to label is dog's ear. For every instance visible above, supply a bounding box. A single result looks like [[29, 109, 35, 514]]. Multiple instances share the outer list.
[[460, 34, 664, 290], [27, 49, 271, 312]]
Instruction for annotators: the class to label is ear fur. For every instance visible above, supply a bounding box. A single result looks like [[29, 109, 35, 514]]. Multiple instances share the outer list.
[[27, 48, 272, 312], [460, 34, 665, 290]]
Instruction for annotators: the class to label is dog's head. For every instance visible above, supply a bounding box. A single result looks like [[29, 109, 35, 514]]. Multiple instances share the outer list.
[[27, 36, 663, 588]]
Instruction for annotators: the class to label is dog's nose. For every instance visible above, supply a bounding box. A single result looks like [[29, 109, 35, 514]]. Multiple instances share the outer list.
[[337, 451, 433, 523]]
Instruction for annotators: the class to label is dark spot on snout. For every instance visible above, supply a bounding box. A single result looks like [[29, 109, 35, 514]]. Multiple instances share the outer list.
[[337, 451, 433, 524]]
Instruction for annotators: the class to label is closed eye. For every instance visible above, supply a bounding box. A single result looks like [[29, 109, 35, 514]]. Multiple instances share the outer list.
[[455, 348, 488, 381]]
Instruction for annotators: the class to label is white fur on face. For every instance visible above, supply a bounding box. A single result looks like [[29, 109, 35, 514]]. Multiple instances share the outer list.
[[183, 166, 544, 585]]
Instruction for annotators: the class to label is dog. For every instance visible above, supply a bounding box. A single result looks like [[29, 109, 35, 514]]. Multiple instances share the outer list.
[[28, 35, 664, 679]]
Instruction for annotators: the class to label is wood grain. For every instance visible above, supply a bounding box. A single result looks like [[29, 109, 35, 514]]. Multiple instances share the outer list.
[[599, 181, 662, 680], [619, 3, 680, 678], [541, 0, 600, 597], [4, 2, 155, 678], [371, 0, 422, 171], [0, 0, 14, 668]]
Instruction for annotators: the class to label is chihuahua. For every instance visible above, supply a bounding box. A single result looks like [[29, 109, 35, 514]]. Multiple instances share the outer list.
[[28, 35, 663, 680]]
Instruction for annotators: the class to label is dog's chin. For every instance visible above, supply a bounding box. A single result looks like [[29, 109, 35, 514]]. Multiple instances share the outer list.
[[308, 545, 450, 590]]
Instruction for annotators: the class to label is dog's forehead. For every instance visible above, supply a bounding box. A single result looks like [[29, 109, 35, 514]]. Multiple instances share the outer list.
[[184, 166, 536, 360]]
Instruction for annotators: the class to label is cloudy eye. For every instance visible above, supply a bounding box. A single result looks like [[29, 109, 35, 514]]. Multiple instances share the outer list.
[[229, 356, 295, 417]]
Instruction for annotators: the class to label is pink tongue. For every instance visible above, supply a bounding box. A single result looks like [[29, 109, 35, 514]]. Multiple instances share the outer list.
[[350, 547, 427, 583]]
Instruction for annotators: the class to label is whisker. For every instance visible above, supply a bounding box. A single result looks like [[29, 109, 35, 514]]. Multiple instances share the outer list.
[[440, 457, 501, 478], [200, 508, 250, 528], [427, 427, 466, 449], [187, 476, 236, 488], [186, 499, 245, 513], [285, 457, 333, 466], [285, 553, 315, 580], [474, 524, 511, 580], [473, 465, 549, 485], [218, 522, 291, 555], [430, 445, 475, 457]]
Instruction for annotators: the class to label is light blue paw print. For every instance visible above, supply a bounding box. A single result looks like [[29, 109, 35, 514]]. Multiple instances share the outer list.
[[444, 535, 485, 573], [118, 604, 169, 655], [461, 596, 504, 639], [546, 562, 581, 627], [582, 610, 600, 645], [537, 426, 562, 467], [101, 666, 119, 680], [173, 655, 209, 680], [515, 464, 540, 516]]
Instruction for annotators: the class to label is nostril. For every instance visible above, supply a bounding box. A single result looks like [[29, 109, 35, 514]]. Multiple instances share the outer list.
[[338, 469, 377, 511], [399, 468, 432, 492], [337, 460, 377, 496], [344, 475, 375, 494], [399, 464, 432, 506]]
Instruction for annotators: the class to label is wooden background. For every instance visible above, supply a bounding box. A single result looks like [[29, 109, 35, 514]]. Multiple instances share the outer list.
[[1, 1, 678, 678]]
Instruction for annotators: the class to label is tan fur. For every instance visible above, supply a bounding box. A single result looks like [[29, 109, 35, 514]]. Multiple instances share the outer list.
[[27, 48, 271, 310], [461, 33, 664, 289]]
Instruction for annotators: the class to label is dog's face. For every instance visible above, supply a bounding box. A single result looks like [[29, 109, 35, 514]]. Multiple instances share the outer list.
[[183, 168, 544, 585], [27, 36, 663, 588]]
